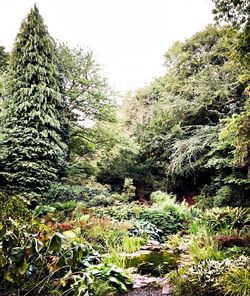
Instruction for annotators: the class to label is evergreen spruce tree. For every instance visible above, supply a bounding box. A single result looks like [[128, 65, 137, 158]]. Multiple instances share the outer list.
[[0, 5, 68, 193]]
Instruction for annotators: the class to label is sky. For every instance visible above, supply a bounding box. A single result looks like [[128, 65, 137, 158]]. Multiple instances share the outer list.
[[0, 0, 214, 94]]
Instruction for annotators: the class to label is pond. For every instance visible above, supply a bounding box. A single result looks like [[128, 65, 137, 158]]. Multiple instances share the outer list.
[[123, 250, 178, 276]]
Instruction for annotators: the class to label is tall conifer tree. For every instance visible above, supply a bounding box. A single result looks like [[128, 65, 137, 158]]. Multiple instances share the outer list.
[[0, 5, 68, 193]]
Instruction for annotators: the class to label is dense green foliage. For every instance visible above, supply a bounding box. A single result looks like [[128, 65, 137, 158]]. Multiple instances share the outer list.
[[0, 194, 132, 295], [212, 0, 250, 183], [101, 24, 250, 206], [57, 44, 117, 182], [169, 256, 250, 296], [0, 45, 9, 98], [0, 46, 8, 71], [94, 192, 189, 239], [0, 6, 68, 193]]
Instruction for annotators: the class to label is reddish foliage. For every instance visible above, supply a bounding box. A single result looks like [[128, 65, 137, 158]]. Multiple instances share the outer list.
[[215, 235, 246, 248], [138, 198, 152, 205], [184, 195, 196, 206], [81, 208, 92, 215], [48, 222, 75, 232], [47, 255, 57, 264], [58, 223, 75, 232]]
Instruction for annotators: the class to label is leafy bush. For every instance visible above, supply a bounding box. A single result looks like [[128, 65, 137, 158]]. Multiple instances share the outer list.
[[44, 182, 86, 201], [128, 220, 163, 241], [91, 278, 117, 296], [198, 207, 250, 232], [90, 263, 132, 293], [166, 233, 184, 250], [151, 191, 176, 204], [0, 192, 31, 224], [139, 192, 189, 237], [0, 216, 131, 295], [0, 218, 89, 294], [139, 208, 185, 237], [102, 250, 127, 269], [94, 196, 187, 238], [44, 182, 126, 207], [94, 201, 186, 238], [122, 177, 136, 202], [215, 235, 246, 248], [151, 191, 191, 217], [35, 200, 78, 224], [122, 235, 145, 253], [93, 203, 145, 221], [70, 262, 132, 295], [213, 185, 234, 207], [189, 208, 250, 263], [169, 256, 250, 296], [169, 267, 209, 296]]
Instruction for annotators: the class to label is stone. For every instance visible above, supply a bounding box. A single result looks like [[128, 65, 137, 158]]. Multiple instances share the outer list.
[[140, 240, 162, 252], [162, 283, 171, 295]]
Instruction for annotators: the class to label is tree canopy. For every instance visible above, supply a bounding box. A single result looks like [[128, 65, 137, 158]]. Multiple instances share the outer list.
[[105, 25, 250, 206]]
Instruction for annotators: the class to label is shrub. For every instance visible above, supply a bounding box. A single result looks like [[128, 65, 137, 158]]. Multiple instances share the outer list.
[[44, 182, 125, 207], [93, 203, 145, 221], [197, 207, 250, 232], [80, 217, 129, 253], [169, 256, 250, 296], [35, 200, 78, 222], [91, 278, 117, 296], [0, 192, 31, 224], [140, 192, 189, 236], [94, 200, 186, 238], [44, 182, 85, 201], [52, 200, 77, 211], [213, 185, 233, 207], [168, 267, 209, 296], [139, 208, 185, 236], [166, 234, 184, 250], [102, 250, 126, 269], [121, 236, 144, 253], [128, 220, 163, 241], [215, 235, 246, 248], [122, 178, 136, 202], [0, 216, 131, 295], [150, 191, 191, 220], [89, 263, 132, 294]]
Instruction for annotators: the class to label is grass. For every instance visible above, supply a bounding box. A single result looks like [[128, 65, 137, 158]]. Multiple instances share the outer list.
[[166, 233, 184, 249], [102, 250, 126, 268], [189, 224, 225, 263], [120, 236, 144, 253], [91, 279, 117, 296], [217, 268, 250, 296]]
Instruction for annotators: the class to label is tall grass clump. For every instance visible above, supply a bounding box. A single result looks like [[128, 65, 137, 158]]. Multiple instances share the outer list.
[[217, 267, 250, 296], [150, 191, 192, 220]]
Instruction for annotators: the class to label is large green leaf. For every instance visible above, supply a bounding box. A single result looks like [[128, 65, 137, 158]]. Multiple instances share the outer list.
[[48, 233, 65, 253]]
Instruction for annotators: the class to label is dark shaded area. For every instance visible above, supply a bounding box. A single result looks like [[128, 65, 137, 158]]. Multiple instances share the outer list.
[[170, 171, 211, 203]]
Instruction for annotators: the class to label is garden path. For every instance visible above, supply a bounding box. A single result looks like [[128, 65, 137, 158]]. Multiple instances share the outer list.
[[124, 235, 192, 295]]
